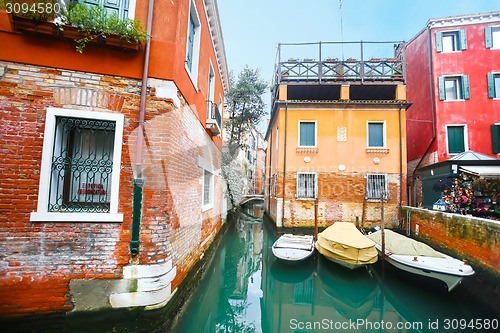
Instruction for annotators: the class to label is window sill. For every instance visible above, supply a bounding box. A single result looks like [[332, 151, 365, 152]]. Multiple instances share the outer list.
[[366, 148, 389, 154], [296, 197, 316, 201], [444, 99, 465, 102], [296, 147, 319, 153], [30, 212, 123, 223], [202, 204, 213, 212]]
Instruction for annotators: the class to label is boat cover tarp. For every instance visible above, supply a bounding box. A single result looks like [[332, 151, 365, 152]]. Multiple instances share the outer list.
[[366, 230, 445, 258], [274, 234, 314, 251], [316, 222, 378, 265]]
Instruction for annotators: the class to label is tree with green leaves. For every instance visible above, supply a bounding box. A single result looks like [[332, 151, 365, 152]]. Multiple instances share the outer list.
[[224, 66, 267, 155], [222, 66, 267, 208]]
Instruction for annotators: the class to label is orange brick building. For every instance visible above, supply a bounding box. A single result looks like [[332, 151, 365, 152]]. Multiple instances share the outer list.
[[265, 42, 410, 228], [0, 0, 228, 316]]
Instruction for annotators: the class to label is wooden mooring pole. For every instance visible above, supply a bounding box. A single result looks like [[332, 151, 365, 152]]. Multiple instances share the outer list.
[[380, 184, 385, 260], [314, 197, 318, 241]]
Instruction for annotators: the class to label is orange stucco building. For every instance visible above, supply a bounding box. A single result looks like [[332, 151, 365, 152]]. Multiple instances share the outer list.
[[0, 0, 229, 316], [265, 42, 410, 228]]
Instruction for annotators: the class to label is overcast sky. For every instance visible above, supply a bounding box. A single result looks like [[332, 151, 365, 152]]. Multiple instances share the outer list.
[[217, 0, 498, 132]]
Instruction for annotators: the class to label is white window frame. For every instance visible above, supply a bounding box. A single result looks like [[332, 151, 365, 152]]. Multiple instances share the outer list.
[[198, 156, 215, 211], [185, 0, 201, 90], [207, 61, 215, 119], [445, 124, 469, 155], [202, 169, 213, 211], [367, 121, 386, 148], [298, 120, 317, 148], [490, 72, 500, 99], [492, 26, 500, 49], [442, 31, 459, 53], [444, 76, 462, 101], [296, 172, 318, 200], [30, 108, 124, 222], [366, 173, 389, 201]]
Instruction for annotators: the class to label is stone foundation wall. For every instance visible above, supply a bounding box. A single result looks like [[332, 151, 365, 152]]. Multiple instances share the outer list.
[[402, 206, 500, 278]]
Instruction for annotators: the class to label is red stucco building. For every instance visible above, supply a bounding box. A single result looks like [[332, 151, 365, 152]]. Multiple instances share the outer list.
[[406, 11, 500, 205], [0, 0, 229, 316]]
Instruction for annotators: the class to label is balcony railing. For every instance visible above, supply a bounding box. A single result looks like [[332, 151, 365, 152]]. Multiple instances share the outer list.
[[279, 58, 404, 83], [273, 41, 406, 86], [206, 101, 222, 135]]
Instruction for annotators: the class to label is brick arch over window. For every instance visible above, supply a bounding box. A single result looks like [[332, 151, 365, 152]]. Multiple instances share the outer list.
[[53, 87, 131, 112]]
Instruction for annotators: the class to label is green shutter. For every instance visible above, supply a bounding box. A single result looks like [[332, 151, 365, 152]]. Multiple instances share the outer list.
[[300, 122, 315, 146], [461, 75, 470, 100], [459, 29, 467, 50], [492, 125, 500, 154], [487, 73, 496, 98], [368, 123, 384, 147], [438, 76, 446, 100], [448, 126, 465, 154], [435, 31, 443, 52], [485, 26, 493, 49]]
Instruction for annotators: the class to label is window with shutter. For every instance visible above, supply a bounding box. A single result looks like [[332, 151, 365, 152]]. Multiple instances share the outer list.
[[486, 26, 500, 49], [368, 122, 384, 147], [437, 30, 467, 52], [491, 125, 500, 154], [83, 0, 130, 20], [185, 0, 201, 84], [299, 121, 316, 147], [439, 76, 469, 100], [447, 125, 466, 154], [488, 73, 500, 98]]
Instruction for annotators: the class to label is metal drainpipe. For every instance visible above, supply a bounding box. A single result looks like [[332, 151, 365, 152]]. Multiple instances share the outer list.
[[410, 26, 437, 206], [399, 103, 403, 225], [281, 102, 288, 227], [130, 0, 155, 258], [267, 128, 273, 212]]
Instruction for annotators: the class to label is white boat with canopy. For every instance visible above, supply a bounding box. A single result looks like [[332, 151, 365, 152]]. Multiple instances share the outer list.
[[366, 230, 474, 291]]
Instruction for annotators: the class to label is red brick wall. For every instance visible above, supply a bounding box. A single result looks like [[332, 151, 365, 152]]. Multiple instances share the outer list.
[[403, 207, 500, 278], [0, 61, 224, 316], [281, 172, 403, 228]]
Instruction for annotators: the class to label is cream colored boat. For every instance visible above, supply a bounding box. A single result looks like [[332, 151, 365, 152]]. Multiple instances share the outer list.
[[315, 222, 378, 269]]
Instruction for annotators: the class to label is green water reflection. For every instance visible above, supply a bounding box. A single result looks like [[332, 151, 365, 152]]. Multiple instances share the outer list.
[[3, 202, 497, 332], [176, 202, 497, 333]]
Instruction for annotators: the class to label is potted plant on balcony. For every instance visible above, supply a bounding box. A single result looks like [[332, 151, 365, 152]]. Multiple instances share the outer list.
[[8, 0, 59, 37], [346, 58, 356, 63], [8, 1, 148, 53], [59, 2, 148, 53]]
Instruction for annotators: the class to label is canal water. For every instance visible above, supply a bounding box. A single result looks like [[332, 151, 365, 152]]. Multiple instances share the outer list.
[[173, 201, 498, 333], [3, 201, 498, 332]]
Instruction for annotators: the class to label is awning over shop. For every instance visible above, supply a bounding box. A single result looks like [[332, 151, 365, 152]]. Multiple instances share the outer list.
[[459, 165, 500, 178]]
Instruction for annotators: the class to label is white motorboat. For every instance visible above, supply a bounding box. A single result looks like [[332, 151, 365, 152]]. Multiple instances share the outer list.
[[366, 230, 475, 291], [272, 234, 315, 261], [315, 222, 378, 269]]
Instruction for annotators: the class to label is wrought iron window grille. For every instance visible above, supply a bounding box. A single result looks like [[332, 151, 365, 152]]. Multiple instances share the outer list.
[[48, 116, 116, 213]]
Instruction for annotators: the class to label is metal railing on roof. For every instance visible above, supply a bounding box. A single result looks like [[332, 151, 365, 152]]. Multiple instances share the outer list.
[[273, 40, 406, 86]]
